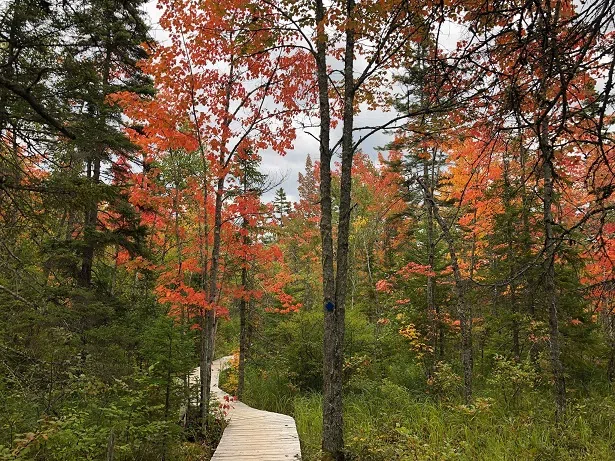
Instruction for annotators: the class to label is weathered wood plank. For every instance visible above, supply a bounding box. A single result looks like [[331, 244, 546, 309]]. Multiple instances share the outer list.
[[191, 356, 302, 461]]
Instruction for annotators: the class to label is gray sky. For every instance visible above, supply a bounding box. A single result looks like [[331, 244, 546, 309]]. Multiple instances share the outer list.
[[143, 2, 463, 203]]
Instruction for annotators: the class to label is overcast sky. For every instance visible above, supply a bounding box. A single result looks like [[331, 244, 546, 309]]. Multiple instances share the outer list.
[[143, 2, 463, 203]]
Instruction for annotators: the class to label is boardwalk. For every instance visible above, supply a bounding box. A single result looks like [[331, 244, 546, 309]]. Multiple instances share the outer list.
[[203, 356, 302, 460]]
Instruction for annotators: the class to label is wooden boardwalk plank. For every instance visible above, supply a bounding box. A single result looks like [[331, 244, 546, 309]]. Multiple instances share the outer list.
[[193, 357, 302, 461]]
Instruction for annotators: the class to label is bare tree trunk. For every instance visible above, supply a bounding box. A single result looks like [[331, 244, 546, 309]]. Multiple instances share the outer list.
[[172, 174, 190, 424], [79, 48, 110, 287], [540, 116, 566, 420], [519, 138, 539, 366], [238, 266, 248, 399], [106, 429, 115, 461], [423, 156, 440, 369], [197, 155, 210, 436], [200, 175, 224, 434], [164, 332, 173, 419], [605, 307, 615, 382], [417, 177, 473, 403], [79, 157, 100, 286], [608, 333, 615, 384], [238, 201, 250, 399], [199, 313, 207, 430], [503, 156, 520, 359], [324, 1, 355, 451], [162, 331, 173, 461], [314, 0, 342, 457], [198, 45, 234, 433], [509, 253, 520, 360]]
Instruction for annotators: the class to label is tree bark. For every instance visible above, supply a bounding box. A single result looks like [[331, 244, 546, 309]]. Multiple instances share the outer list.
[[238, 187, 250, 399], [314, 0, 343, 458], [79, 47, 110, 287], [519, 137, 539, 366], [417, 177, 473, 403], [79, 156, 100, 286], [200, 175, 223, 434], [539, 115, 566, 420], [503, 156, 521, 359], [323, 0, 355, 453], [423, 155, 441, 363], [199, 51, 233, 435], [106, 429, 115, 461], [172, 172, 189, 424], [162, 331, 173, 461], [238, 267, 248, 399]]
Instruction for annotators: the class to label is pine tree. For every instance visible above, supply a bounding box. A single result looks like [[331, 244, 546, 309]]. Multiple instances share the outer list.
[[273, 187, 292, 224]]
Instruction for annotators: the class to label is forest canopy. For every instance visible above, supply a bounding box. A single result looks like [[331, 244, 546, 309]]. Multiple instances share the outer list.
[[1, 0, 615, 459]]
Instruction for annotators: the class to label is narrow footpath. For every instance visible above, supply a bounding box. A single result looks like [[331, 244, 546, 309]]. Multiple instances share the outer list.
[[199, 356, 302, 460]]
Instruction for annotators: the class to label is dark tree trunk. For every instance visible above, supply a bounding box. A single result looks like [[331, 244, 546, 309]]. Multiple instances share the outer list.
[[422, 156, 440, 370], [164, 332, 173, 419], [540, 116, 566, 420], [200, 174, 223, 435], [510, 258, 520, 361], [503, 157, 521, 360], [519, 139, 539, 366], [79, 157, 100, 286], [106, 429, 115, 461], [238, 209, 250, 400], [453, 267, 472, 404], [322, 0, 356, 458], [79, 48, 110, 287], [161, 331, 173, 461], [237, 278, 248, 399], [418, 177, 473, 403], [314, 0, 344, 457], [198, 51, 234, 434], [199, 312, 207, 430], [173, 179, 190, 424]]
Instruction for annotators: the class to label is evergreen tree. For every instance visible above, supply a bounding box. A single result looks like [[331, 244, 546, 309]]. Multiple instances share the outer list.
[[273, 187, 292, 223]]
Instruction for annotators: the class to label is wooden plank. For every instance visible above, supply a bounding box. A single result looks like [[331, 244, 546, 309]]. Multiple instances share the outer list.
[[191, 356, 302, 461]]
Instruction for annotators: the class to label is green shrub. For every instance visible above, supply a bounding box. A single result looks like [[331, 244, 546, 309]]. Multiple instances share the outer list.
[[487, 355, 538, 407]]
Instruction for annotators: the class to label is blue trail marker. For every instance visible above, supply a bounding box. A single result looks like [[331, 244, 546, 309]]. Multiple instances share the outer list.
[[325, 301, 335, 312]]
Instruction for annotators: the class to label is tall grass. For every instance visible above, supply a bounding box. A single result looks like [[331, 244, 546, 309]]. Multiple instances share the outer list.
[[287, 381, 615, 461], [231, 367, 296, 415], [223, 307, 615, 460]]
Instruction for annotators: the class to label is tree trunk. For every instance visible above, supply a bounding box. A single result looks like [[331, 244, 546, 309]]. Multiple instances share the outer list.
[[418, 177, 472, 403], [200, 175, 224, 434], [519, 137, 539, 366], [79, 48, 110, 287], [315, 0, 357, 456], [453, 267, 472, 404], [238, 283, 248, 399], [198, 48, 234, 433], [323, 0, 356, 458], [238, 208, 250, 399], [162, 331, 173, 461], [314, 0, 342, 458], [79, 157, 100, 286], [106, 429, 115, 461], [540, 116, 566, 420], [199, 314, 207, 430], [172, 177, 190, 424], [423, 156, 440, 369], [608, 342, 615, 383], [503, 157, 520, 359], [164, 332, 173, 419]]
